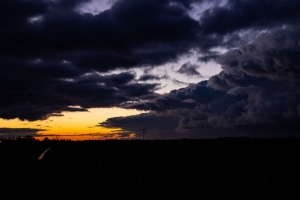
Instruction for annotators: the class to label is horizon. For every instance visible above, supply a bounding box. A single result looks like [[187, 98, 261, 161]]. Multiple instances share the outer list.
[[1, 0, 300, 140]]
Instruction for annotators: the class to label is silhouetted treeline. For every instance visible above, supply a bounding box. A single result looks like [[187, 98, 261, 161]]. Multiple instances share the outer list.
[[0, 138, 299, 200]]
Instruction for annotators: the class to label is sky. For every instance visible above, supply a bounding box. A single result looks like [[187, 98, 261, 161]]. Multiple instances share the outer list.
[[1, 0, 300, 140]]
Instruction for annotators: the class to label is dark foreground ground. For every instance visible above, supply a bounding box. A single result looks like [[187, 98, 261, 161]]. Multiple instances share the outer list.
[[0, 138, 299, 199]]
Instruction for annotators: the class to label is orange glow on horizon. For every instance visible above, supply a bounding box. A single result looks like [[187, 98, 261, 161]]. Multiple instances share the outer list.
[[35, 133, 137, 141], [0, 107, 146, 140]]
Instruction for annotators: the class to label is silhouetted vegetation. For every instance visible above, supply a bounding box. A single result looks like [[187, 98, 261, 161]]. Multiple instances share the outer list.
[[0, 138, 299, 199]]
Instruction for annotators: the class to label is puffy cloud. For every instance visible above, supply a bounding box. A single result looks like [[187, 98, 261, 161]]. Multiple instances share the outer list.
[[0, 0, 203, 120], [198, 52, 220, 62], [218, 27, 300, 80], [0, 71, 159, 121], [99, 112, 182, 139], [2, 0, 300, 130], [1, 0, 202, 71], [100, 25, 300, 138]]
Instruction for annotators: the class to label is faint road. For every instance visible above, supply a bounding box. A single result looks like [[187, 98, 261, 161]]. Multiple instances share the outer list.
[[38, 148, 50, 160]]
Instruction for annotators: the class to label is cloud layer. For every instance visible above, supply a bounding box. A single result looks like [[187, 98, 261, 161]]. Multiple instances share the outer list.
[[2, 0, 300, 138], [0, 128, 45, 137], [101, 25, 300, 138]]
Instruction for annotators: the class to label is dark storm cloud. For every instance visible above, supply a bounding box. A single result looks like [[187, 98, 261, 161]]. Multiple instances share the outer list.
[[99, 112, 181, 139], [218, 27, 300, 80], [0, 71, 159, 121], [177, 62, 202, 76], [0, 128, 45, 137], [0, 0, 204, 120], [138, 75, 161, 81], [122, 85, 199, 111], [1, 0, 201, 70], [172, 79, 191, 86], [199, 0, 300, 34], [100, 25, 300, 138], [2, 0, 300, 123], [198, 52, 220, 62], [47, 0, 92, 10], [0, 0, 46, 27], [0, 105, 87, 121]]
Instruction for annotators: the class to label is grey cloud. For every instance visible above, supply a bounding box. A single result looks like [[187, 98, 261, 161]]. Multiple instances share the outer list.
[[199, 0, 300, 34], [99, 112, 181, 139], [217, 27, 300, 80], [0, 71, 160, 121], [198, 52, 220, 62], [0, 0, 204, 121], [2, 0, 300, 124], [172, 79, 191, 85], [138, 75, 161, 81], [0, 128, 45, 137], [100, 26, 300, 138], [177, 62, 202, 77]]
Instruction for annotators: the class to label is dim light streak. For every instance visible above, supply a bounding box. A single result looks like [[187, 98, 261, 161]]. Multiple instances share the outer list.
[[38, 148, 50, 160]]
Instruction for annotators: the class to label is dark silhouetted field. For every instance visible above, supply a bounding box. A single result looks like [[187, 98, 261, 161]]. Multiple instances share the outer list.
[[0, 138, 299, 199]]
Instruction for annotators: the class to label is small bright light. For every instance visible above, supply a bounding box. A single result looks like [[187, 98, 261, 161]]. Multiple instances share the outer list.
[[63, 60, 71, 64], [28, 15, 43, 23]]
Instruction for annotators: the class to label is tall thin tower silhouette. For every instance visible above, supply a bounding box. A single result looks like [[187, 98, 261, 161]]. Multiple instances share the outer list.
[[139, 126, 147, 140]]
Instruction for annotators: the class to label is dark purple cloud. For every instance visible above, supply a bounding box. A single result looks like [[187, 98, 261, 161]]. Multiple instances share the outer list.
[[100, 25, 300, 138], [198, 52, 220, 62], [0, 0, 202, 120], [99, 112, 181, 139], [1, 0, 300, 127], [138, 75, 161, 81], [177, 62, 203, 77], [0, 128, 46, 137], [0, 71, 159, 121], [199, 0, 300, 34]]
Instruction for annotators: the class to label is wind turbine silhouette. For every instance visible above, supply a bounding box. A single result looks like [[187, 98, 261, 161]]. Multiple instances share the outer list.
[[139, 126, 147, 140]]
